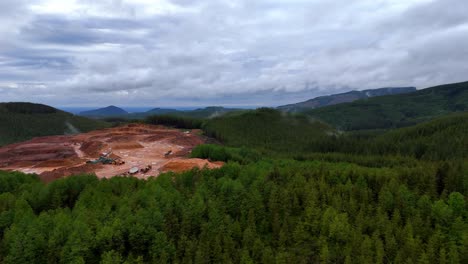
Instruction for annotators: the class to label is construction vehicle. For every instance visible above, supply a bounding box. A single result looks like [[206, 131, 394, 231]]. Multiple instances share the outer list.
[[86, 150, 125, 165], [129, 167, 139, 174], [164, 150, 172, 158], [140, 165, 152, 174]]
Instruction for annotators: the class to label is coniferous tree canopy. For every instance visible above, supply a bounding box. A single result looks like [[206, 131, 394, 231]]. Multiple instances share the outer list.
[[0, 158, 466, 263]]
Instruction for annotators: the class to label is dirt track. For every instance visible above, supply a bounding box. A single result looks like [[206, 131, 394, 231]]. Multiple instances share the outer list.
[[0, 124, 223, 182]]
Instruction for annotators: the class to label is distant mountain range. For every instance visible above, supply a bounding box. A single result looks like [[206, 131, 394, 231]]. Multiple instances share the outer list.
[[79, 105, 128, 117], [304, 81, 468, 130], [76, 87, 418, 118], [278, 87, 417, 112], [79, 106, 243, 119]]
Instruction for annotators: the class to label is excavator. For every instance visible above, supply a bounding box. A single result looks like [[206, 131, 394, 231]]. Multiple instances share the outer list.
[[86, 150, 125, 165], [164, 150, 172, 158]]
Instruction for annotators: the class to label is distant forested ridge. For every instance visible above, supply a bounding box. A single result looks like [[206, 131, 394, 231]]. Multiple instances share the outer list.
[[81, 106, 243, 120], [0, 102, 110, 146], [278, 86, 416, 112], [304, 81, 468, 130]]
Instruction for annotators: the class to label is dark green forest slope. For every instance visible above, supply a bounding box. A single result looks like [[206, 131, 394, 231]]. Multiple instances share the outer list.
[[294, 112, 468, 161], [202, 108, 334, 153], [197, 108, 467, 161], [0, 103, 110, 146], [304, 81, 468, 130], [369, 113, 468, 160]]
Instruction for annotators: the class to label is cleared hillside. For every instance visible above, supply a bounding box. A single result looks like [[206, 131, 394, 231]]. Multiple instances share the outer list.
[[0, 102, 110, 146], [304, 81, 468, 130]]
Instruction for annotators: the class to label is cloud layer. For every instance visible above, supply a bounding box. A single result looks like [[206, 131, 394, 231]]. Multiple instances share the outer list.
[[0, 0, 467, 107]]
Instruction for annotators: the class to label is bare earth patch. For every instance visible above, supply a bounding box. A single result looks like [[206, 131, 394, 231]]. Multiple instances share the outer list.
[[0, 124, 223, 182]]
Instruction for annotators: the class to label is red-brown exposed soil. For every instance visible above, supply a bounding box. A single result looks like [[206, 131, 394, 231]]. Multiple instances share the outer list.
[[160, 159, 225, 173], [80, 141, 106, 156], [0, 124, 223, 182]]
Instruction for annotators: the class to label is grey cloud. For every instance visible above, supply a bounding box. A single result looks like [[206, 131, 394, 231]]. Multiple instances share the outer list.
[[0, 0, 467, 107], [0, 0, 26, 15], [401, 0, 468, 30], [169, 0, 203, 6], [21, 15, 150, 46]]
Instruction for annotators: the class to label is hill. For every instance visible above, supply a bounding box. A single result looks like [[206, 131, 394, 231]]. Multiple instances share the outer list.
[[370, 112, 468, 160], [198, 107, 468, 161], [307, 112, 468, 161], [278, 87, 416, 112], [202, 108, 334, 153], [304, 81, 468, 130], [0, 102, 110, 146], [79, 105, 128, 117]]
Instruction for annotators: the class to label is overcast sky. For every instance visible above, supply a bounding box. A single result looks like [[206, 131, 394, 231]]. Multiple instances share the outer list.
[[0, 0, 467, 107]]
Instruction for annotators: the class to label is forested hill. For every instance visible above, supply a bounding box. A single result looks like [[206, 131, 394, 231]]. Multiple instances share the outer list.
[[278, 87, 416, 112], [193, 109, 467, 161], [370, 112, 468, 160], [0, 102, 110, 146], [310, 112, 468, 161], [202, 108, 334, 153], [145, 107, 468, 161], [304, 81, 468, 130]]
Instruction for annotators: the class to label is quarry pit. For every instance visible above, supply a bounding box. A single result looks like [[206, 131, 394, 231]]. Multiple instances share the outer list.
[[0, 124, 223, 182]]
